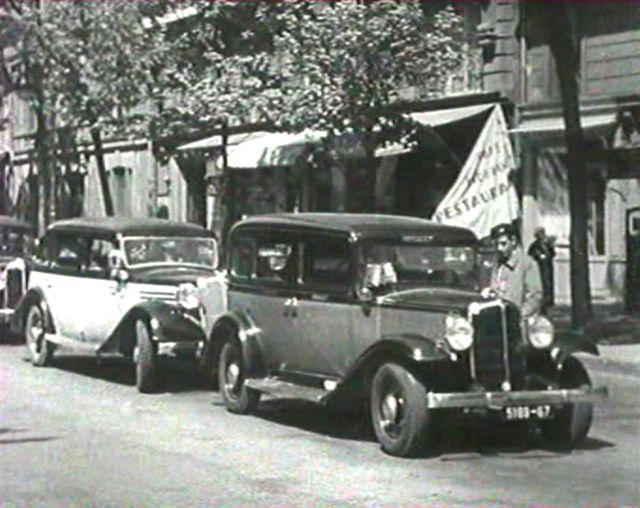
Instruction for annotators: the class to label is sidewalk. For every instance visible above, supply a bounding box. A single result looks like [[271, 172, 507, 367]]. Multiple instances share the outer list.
[[550, 303, 640, 346], [595, 344, 640, 370]]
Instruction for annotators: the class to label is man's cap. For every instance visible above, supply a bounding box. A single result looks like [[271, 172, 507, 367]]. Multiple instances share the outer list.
[[490, 223, 517, 240]]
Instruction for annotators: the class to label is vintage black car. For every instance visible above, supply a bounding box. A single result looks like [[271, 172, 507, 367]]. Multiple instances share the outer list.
[[0, 215, 34, 327], [208, 213, 607, 457], [12, 217, 226, 393]]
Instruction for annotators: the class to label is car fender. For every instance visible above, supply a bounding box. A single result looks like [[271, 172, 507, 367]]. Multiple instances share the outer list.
[[339, 333, 449, 388], [106, 301, 206, 353], [208, 309, 266, 379], [553, 338, 599, 367], [10, 287, 55, 335]]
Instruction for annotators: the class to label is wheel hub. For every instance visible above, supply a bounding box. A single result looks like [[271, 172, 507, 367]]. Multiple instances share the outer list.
[[28, 317, 44, 353], [226, 362, 240, 391], [381, 393, 402, 427]]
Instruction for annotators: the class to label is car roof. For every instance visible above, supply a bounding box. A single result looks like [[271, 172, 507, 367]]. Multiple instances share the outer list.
[[0, 215, 33, 231], [47, 217, 213, 238], [232, 213, 477, 243]]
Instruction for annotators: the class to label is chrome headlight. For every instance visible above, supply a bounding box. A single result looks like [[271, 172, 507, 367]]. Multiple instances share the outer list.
[[445, 314, 474, 352], [527, 315, 554, 349], [176, 283, 200, 310]]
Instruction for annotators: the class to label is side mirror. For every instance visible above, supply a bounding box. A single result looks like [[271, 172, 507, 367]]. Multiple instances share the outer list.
[[359, 262, 397, 300], [108, 250, 128, 282], [114, 269, 129, 283]]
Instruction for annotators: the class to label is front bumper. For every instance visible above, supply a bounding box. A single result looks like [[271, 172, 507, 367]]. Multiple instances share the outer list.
[[426, 386, 608, 409]]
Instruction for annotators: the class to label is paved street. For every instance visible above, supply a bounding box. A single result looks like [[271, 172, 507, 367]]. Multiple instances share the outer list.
[[1, 337, 638, 508]]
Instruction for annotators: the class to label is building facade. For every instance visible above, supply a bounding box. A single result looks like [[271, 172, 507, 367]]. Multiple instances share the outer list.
[[480, 0, 640, 305]]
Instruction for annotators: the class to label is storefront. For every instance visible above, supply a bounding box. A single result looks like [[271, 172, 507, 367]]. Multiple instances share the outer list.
[[514, 102, 640, 305], [177, 94, 511, 241]]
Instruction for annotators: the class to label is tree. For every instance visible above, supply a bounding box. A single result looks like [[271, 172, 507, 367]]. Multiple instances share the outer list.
[[5, 0, 178, 218], [173, 1, 465, 212], [522, 0, 592, 330]]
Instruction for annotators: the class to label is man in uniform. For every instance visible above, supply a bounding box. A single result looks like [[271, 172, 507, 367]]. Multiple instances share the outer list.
[[483, 223, 543, 319]]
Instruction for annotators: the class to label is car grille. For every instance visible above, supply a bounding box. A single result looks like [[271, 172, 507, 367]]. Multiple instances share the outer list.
[[469, 301, 525, 391], [139, 288, 177, 304]]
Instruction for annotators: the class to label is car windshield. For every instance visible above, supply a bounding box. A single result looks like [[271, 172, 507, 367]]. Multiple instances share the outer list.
[[122, 237, 217, 268], [358, 242, 479, 291], [0, 227, 33, 257]]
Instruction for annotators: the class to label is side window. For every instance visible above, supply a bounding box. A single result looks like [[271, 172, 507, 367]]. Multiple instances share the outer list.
[[229, 235, 255, 280], [50, 235, 90, 273], [34, 234, 53, 265], [254, 236, 294, 285], [300, 236, 351, 291], [85, 238, 117, 277]]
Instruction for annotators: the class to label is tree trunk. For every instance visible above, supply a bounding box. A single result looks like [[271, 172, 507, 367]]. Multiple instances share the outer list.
[[545, 2, 593, 329], [219, 121, 234, 251], [90, 127, 114, 216], [32, 64, 55, 235], [348, 130, 377, 213]]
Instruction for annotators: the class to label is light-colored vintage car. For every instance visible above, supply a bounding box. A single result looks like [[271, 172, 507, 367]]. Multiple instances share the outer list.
[[208, 213, 608, 457], [0, 215, 34, 326], [12, 217, 226, 392]]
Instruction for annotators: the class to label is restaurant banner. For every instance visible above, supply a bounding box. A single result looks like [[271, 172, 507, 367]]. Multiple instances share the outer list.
[[432, 105, 520, 239]]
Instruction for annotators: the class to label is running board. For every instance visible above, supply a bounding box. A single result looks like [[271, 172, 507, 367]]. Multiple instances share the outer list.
[[245, 378, 328, 403], [45, 333, 99, 354]]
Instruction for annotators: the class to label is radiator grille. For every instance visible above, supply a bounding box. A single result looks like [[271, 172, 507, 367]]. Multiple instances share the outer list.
[[471, 302, 525, 390], [6, 268, 24, 308]]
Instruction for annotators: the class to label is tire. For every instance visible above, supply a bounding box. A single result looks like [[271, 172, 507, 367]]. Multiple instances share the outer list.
[[197, 339, 219, 390], [541, 357, 594, 450], [135, 319, 158, 394], [25, 304, 54, 367], [370, 362, 433, 457], [218, 340, 260, 414]]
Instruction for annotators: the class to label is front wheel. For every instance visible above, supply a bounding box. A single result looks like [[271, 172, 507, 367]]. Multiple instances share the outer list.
[[540, 357, 594, 450], [25, 304, 54, 367], [135, 319, 158, 394], [218, 340, 260, 414], [370, 363, 433, 457]]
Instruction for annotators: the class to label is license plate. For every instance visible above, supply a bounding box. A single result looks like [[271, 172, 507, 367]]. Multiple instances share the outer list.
[[503, 405, 554, 421]]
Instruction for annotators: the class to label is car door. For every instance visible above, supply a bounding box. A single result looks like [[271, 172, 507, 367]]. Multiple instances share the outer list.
[[288, 233, 355, 377], [42, 232, 120, 344], [227, 231, 300, 373]]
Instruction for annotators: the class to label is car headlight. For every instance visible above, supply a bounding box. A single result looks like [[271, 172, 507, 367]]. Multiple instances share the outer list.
[[445, 314, 474, 352], [176, 283, 200, 310], [527, 315, 554, 349]]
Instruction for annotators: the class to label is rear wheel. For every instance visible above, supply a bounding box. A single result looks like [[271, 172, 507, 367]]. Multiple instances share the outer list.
[[218, 340, 260, 414], [135, 319, 157, 394], [370, 363, 433, 457], [541, 357, 593, 450], [25, 304, 54, 367]]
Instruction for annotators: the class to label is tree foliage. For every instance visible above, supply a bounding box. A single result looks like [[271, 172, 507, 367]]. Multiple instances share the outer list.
[[169, 1, 465, 150]]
